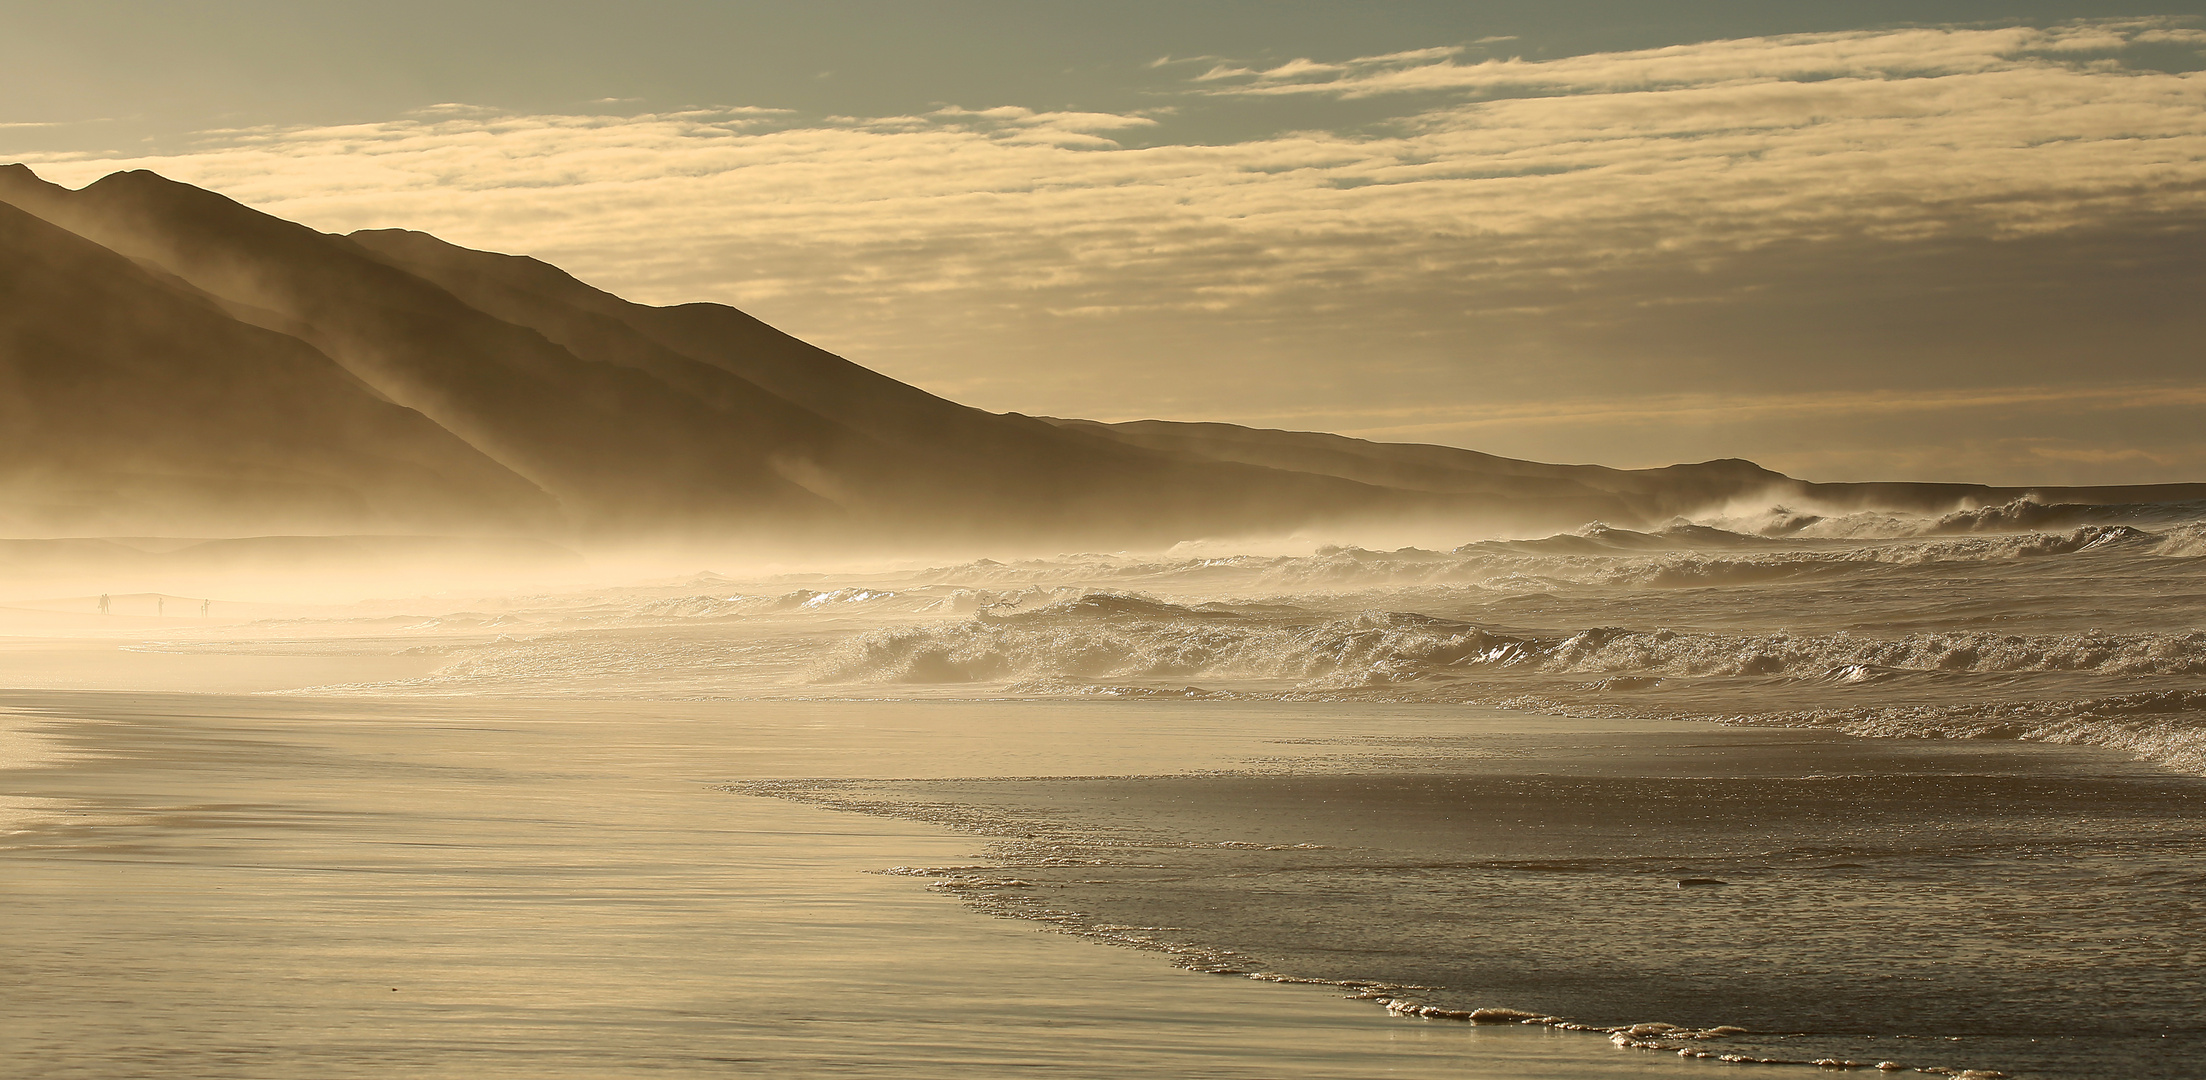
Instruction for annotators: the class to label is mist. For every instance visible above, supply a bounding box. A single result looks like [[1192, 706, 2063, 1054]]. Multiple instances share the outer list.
[[6, 11, 2206, 1079]]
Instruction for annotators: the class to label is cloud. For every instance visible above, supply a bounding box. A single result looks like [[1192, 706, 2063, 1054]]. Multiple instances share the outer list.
[[2028, 445, 2177, 466], [1325, 382, 2206, 484], [1334, 384, 2206, 439], [25, 32, 2196, 300], [1196, 22, 2206, 97], [8, 20, 2206, 482]]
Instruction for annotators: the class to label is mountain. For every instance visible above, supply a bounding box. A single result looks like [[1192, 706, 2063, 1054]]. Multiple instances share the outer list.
[[3, 162, 2197, 550], [335, 228, 1432, 538], [0, 165, 1448, 547], [0, 191, 557, 536], [1050, 418, 2206, 516], [0, 164, 845, 535]]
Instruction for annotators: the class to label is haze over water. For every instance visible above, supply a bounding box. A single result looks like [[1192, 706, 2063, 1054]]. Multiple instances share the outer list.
[[6, 4, 2206, 1079], [4, 494, 2203, 1078]]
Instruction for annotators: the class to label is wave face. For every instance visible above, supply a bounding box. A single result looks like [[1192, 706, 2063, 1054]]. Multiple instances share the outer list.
[[225, 499, 2206, 772]]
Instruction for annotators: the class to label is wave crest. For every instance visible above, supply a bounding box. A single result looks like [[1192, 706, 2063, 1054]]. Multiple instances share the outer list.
[[814, 595, 1525, 686], [813, 591, 2206, 689]]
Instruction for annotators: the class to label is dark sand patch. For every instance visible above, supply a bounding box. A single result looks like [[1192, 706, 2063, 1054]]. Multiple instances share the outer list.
[[739, 727, 2206, 1079]]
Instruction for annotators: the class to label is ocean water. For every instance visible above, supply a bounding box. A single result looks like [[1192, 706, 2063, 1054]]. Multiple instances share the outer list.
[[129, 497, 2206, 772], [5, 496, 2205, 1078]]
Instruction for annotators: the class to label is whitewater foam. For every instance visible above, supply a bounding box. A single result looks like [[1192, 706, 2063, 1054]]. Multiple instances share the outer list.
[[100, 503, 2199, 775]]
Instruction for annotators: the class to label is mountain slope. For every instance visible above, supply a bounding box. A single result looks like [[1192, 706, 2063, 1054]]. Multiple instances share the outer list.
[[5, 162, 2198, 549], [339, 227, 1465, 538], [1052, 418, 2206, 517], [2, 165, 1465, 545], [0, 165, 853, 534], [0, 196, 558, 536]]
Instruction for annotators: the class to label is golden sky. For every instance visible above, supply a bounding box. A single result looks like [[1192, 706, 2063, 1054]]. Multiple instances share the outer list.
[[7, 4, 2206, 484]]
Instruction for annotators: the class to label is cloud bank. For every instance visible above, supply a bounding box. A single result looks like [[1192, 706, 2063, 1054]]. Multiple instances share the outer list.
[[15, 20, 2206, 482]]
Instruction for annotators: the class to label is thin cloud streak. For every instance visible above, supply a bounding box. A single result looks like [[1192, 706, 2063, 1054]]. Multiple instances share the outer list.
[[1196, 22, 2206, 96], [1279, 383, 2206, 438], [1321, 383, 2206, 481]]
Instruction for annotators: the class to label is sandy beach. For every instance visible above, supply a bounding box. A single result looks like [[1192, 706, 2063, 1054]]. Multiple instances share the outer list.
[[1, 692, 1727, 1080]]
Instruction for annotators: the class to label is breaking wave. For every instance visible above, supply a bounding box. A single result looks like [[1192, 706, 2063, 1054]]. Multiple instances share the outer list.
[[222, 500, 2204, 774], [883, 520, 2195, 596], [810, 566, 2206, 771], [1707, 497, 2206, 539], [811, 591, 2206, 724], [814, 598, 1513, 687], [816, 591, 2206, 688]]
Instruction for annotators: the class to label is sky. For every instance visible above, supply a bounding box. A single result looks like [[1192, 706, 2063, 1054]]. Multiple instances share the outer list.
[[5, 1, 2206, 485]]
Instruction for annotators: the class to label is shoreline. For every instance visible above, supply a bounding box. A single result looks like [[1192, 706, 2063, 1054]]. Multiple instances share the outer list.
[[0, 691, 1725, 1080], [729, 720, 2204, 1080]]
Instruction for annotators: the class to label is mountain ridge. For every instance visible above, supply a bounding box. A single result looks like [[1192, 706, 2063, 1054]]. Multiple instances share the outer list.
[[4, 163, 2198, 551], [0, 190, 559, 537], [1047, 418, 2206, 516]]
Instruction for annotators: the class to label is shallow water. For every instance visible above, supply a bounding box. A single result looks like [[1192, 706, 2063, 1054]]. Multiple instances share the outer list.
[[750, 726, 2206, 1078]]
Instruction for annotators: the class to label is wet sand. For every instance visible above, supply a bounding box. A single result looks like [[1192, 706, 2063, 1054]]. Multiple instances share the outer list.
[[744, 725, 2206, 1079], [0, 693, 1715, 1080]]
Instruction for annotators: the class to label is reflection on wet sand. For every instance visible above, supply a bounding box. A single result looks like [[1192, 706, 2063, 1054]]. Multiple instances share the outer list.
[[750, 728, 2206, 1078], [0, 694, 1709, 1080]]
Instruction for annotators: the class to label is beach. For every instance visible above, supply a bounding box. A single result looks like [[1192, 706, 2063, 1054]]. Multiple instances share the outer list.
[[2, 512, 2203, 1079], [752, 721, 2206, 1077], [2, 692, 1724, 1080]]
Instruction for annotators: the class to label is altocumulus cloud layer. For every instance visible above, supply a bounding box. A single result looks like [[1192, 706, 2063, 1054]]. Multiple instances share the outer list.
[[20, 19, 2206, 483]]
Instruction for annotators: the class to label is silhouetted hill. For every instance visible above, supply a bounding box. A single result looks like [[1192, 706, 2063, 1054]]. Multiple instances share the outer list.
[[343, 228, 1432, 541], [1049, 419, 2206, 518], [0, 192, 558, 536], [3, 162, 2198, 550], [1, 165, 1450, 546], [0, 165, 844, 535], [1042, 418, 1787, 519]]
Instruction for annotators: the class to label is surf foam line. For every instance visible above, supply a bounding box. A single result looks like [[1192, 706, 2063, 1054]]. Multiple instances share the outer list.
[[805, 594, 2206, 772], [725, 777, 2013, 1080], [798, 517, 2199, 595], [814, 595, 2206, 687]]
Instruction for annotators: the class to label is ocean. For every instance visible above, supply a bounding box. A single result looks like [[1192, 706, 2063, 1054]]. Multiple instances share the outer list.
[[3, 497, 2203, 1078]]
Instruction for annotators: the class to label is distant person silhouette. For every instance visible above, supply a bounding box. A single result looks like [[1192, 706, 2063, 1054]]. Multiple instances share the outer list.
[[157, 596, 164, 616], [201, 599, 210, 618], [98, 593, 109, 615]]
